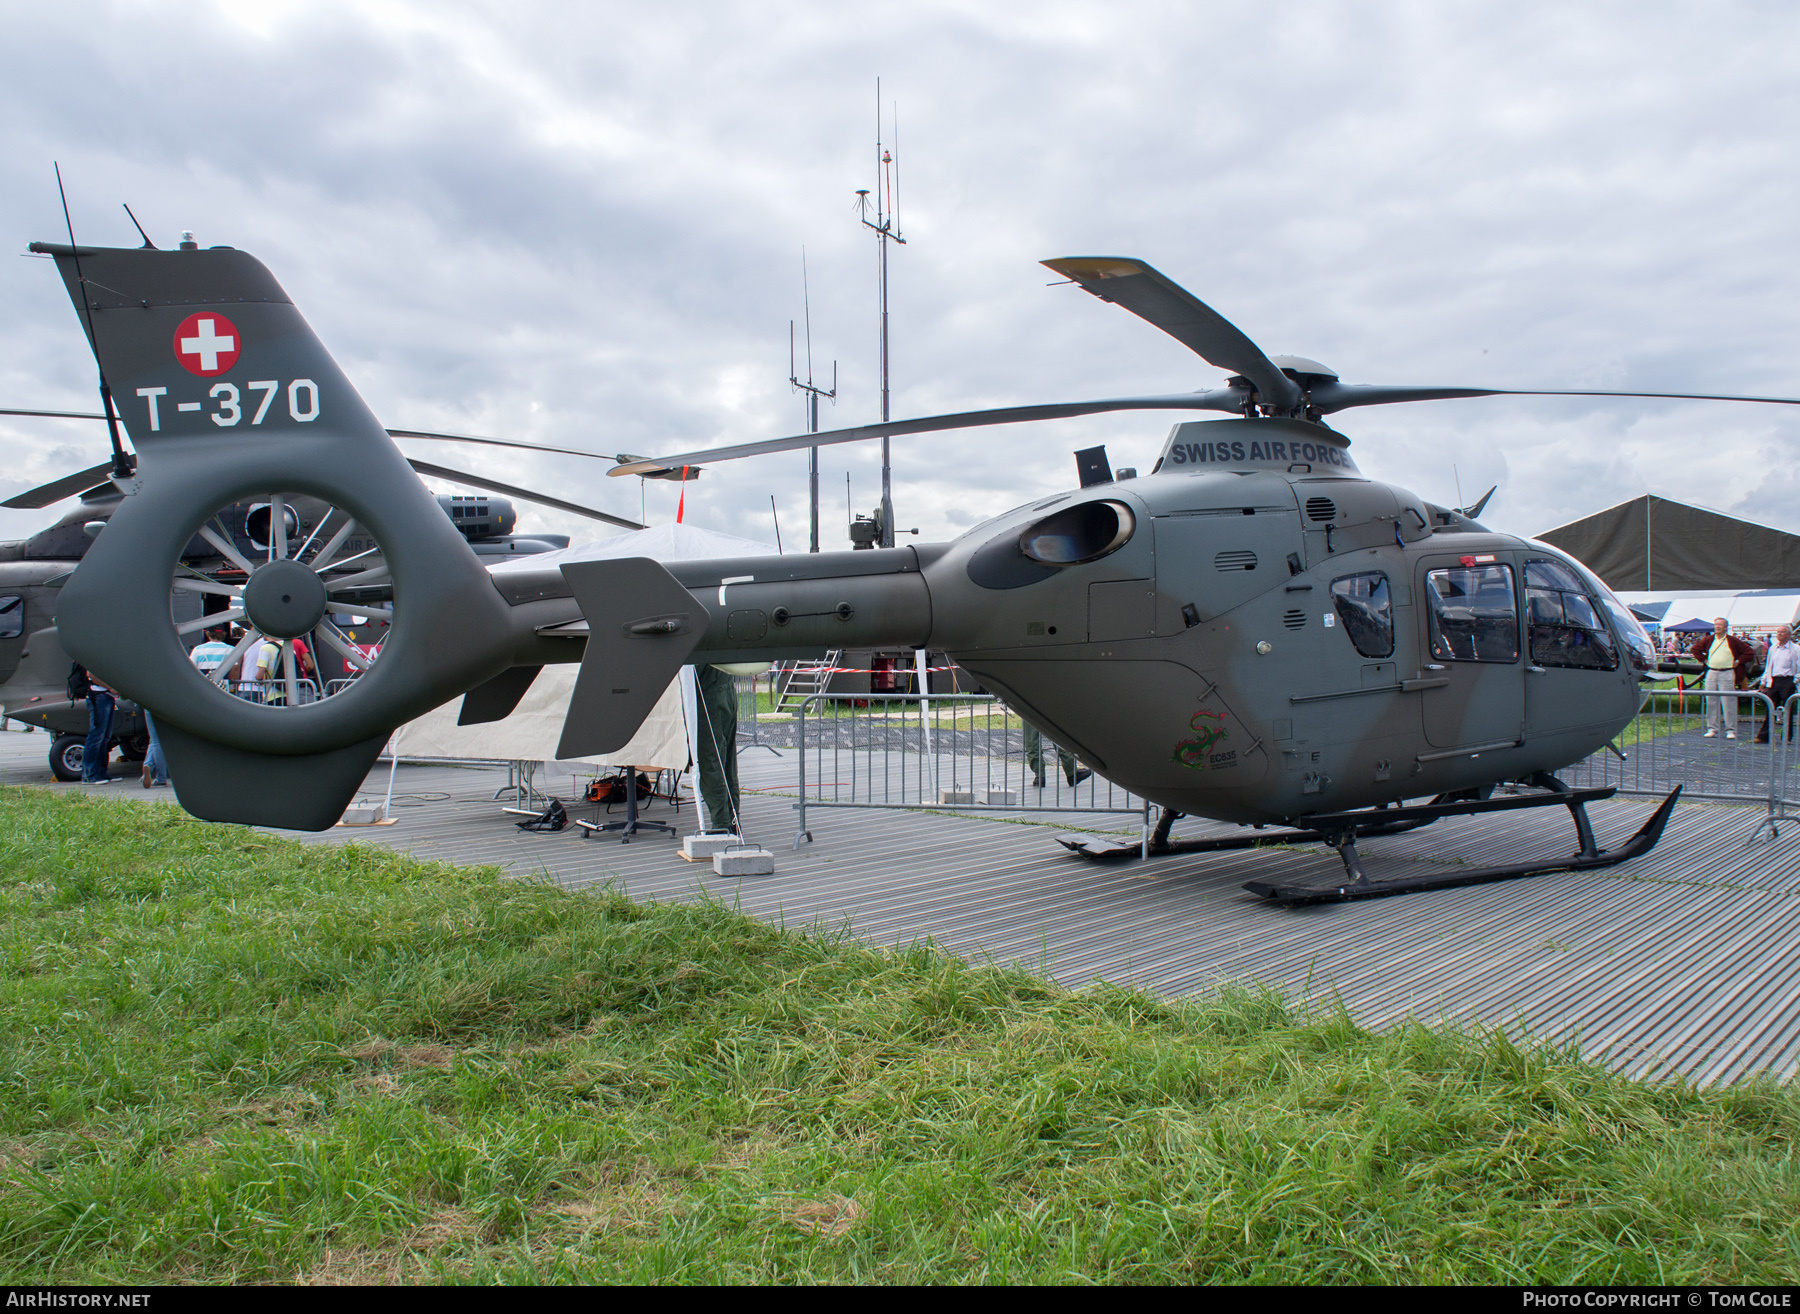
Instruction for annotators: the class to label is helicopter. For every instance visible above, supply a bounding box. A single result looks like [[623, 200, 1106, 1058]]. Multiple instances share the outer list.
[[1, 385, 644, 779], [27, 237, 1800, 903]]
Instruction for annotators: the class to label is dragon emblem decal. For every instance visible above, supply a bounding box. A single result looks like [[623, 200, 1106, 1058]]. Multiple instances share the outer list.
[[1172, 708, 1230, 770]]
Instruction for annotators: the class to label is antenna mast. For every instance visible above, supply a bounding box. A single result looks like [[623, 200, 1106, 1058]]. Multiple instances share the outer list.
[[789, 248, 836, 552], [857, 78, 906, 548]]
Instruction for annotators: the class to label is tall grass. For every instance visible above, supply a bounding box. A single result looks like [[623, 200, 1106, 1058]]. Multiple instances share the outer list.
[[1, 785, 1796, 1284]]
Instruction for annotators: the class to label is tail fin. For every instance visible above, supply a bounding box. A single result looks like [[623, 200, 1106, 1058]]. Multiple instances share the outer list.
[[555, 558, 702, 758], [36, 241, 516, 829]]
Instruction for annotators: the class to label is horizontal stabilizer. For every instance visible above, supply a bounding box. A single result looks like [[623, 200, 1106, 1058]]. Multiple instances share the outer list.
[[556, 557, 703, 758], [459, 665, 542, 725], [157, 719, 389, 831]]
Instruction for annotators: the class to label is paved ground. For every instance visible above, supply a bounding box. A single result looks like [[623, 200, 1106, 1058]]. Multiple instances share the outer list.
[[6, 724, 1799, 1086]]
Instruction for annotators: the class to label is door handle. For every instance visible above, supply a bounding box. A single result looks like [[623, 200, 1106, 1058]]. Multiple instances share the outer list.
[[1424, 663, 1446, 671], [1527, 665, 1547, 674]]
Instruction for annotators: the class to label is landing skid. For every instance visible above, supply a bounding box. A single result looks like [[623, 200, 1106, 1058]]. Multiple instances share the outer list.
[[1055, 775, 1683, 906]]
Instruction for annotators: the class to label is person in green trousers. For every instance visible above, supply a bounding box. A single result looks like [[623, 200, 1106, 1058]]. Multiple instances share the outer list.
[[694, 664, 742, 832]]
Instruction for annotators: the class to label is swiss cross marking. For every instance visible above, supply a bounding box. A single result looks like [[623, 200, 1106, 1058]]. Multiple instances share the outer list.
[[172, 312, 242, 376]]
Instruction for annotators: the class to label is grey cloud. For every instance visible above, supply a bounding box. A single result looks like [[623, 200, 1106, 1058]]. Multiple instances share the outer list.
[[4, 0, 1800, 553]]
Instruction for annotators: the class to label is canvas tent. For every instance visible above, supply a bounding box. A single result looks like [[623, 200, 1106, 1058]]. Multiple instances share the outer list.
[[395, 522, 779, 776], [1538, 495, 1800, 592]]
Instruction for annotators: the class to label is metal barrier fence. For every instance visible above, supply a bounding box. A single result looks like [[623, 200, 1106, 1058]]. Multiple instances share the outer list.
[[735, 672, 776, 755], [217, 677, 324, 705], [1555, 687, 1793, 841], [777, 685, 1800, 849], [784, 692, 1150, 848]]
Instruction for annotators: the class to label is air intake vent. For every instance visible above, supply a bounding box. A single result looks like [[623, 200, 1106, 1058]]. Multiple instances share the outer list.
[[1283, 609, 1307, 630], [1305, 497, 1337, 522], [1215, 550, 1258, 572]]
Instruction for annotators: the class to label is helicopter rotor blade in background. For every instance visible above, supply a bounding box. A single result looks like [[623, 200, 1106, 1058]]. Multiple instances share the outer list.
[[404, 458, 644, 530], [0, 406, 108, 421], [1, 462, 120, 509], [606, 390, 1246, 478], [385, 426, 617, 462], [390, 429, 701, 479], [1041, 257, 1305, 412]]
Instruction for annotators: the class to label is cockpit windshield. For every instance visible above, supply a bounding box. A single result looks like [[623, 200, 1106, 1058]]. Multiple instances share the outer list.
[[1526, 539, 1657, 675]]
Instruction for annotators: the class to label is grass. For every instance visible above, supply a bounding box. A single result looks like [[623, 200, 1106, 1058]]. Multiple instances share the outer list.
[[3, 786, 1800, 1284]]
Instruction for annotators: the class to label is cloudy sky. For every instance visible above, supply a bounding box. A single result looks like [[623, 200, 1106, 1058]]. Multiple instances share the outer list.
[[4, 0, 1799, 556]]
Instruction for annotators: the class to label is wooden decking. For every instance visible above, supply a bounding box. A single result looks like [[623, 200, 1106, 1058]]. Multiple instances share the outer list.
[[5, 728, 1797, 1086]]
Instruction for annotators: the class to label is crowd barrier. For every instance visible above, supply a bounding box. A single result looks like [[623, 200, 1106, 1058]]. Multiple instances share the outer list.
[[774, 685, 1800, 850], [217, 677, 323, 705], [783, 692, 1150, 849], [1555, 687, 1793, 841]]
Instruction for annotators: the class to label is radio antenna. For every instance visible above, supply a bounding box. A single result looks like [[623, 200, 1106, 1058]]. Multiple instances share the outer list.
[[789, 247, 836, 552], [55, 164, 133, 482], [858, 78, 906, 548], [122, 202, 156, 249]]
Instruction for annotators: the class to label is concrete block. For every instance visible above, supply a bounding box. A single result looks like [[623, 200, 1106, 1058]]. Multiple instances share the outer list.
[[938, 789, 975, 805], [339, 803, 387, 826], [713, 847, 776, 877], [682, 832, 742, 861], [980, 790, 1018, 806]]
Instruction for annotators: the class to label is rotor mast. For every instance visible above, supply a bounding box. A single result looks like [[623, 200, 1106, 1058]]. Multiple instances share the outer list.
[[858, 80, 905, 549]]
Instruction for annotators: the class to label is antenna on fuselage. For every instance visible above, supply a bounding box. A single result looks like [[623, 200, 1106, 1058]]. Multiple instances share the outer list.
[[122, 203, 156, 249]]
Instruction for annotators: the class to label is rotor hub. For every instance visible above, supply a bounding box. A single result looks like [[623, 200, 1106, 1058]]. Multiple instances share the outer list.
[[241, 558, 327, 639]]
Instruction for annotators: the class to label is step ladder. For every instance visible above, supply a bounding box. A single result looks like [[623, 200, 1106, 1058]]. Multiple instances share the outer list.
[[776, 652, 841, 712]]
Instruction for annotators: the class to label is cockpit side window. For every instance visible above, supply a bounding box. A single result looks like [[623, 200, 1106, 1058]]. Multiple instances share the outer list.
[[0, 597, 21, 640], [1525, 559, 1618, 671], [1330, 572, 1393, 658], [1426, 565, 1519, 663]]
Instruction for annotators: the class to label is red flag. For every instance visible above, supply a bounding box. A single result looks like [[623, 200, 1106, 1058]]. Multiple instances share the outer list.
[[676, 466, 689, 523]]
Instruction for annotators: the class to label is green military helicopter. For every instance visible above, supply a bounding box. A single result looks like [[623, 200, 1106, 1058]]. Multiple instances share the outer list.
[[23, 237, 1800, 902]]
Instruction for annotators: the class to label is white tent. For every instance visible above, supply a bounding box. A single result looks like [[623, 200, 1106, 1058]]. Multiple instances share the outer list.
[[485, 521, 775, 577], [1618, 589, 1800, 633], [397, 522, 779, 774]]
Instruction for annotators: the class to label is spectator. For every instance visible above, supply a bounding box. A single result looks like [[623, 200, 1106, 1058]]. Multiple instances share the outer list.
[[189, 627, 235, 678], [1691, 617, 1756, 739], [81, 668, 116, 784], [141, 710, 168, 789], [1025, 722, 1091, 789], [1757, 624, 1800, 744]]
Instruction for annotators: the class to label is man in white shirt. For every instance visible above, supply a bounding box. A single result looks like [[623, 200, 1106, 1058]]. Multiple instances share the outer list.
[[1756, 624, 1800, 744]]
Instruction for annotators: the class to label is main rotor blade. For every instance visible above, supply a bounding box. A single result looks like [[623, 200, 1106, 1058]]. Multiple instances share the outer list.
[[404, 458, 644, 530], [1042, 257, 1304, 412], [2, 462, 117, 508], [1307, 382, 1800, 414], [607, 390, 1245, 477]]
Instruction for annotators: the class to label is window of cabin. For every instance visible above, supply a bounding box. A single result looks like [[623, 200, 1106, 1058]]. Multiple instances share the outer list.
[[1330, 572, 1393, 658], [0, 597, 21, 640], [1426, 565, 1519, 663]]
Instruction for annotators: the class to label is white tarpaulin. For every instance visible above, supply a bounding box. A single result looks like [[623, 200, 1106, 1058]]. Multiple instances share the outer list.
[[397, 522, 778, 770], [396, 663, 689, 770], [1620, 589, 1800, 632], [485, 521, 775, 577]]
